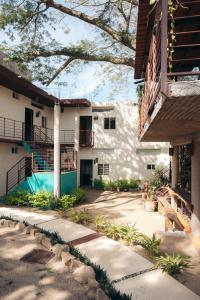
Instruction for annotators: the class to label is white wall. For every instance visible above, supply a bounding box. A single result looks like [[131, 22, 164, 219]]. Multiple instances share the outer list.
[[0, 85, 53, 129], [0, 143, 26, 196], [61, 101, 170, 185]]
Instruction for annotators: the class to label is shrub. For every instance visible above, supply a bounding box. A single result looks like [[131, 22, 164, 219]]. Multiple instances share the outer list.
[[93, 178, 105, 190], [140, 235, 161, 257], [69, 209, 91, 225], [28, 191, 54, 208], [94, 214, 109, 231], [156, 254, 190, 276], [103, 223, 140, 244], [5, 190, 31, 206], [129, 179, 141, 190], [71, 188, 86, 203], [59, 195, 77, 210], [116, 179, 129, 191], [103, 180, 115, 191]]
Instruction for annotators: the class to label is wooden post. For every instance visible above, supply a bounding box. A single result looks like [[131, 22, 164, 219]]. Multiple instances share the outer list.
[[161, 0, 168, 96]]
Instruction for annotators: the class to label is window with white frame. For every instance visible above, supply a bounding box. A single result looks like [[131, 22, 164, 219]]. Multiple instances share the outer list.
[[98, 164, 109, 175], [11, 147, 18, 154], [104, 117, 116, 129], [147, 164, 155, 170]]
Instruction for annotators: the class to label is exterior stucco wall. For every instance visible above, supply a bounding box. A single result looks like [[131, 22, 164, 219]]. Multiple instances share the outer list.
[[0, 85, 53, 129], [0, 143, 27, 196], [61, 101, 170, 185]]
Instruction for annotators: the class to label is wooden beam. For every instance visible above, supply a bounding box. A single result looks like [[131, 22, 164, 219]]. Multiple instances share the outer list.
[[161, 0, 168, 96]]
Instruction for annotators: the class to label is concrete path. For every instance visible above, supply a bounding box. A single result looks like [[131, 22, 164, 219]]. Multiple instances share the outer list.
[[0, 206, 199, 300]]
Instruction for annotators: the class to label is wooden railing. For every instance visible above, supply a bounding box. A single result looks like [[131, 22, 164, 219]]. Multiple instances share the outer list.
[[156, 186, 192, 232], [139, 0, 200, 137], [140, 0, 168, 135], [79, 130, 94, 147]]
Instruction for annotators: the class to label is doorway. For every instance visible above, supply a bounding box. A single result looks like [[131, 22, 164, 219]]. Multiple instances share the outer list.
[[80, 160, 93, 186], [79, 116, 92, 146], [25, 108, 34, 141]]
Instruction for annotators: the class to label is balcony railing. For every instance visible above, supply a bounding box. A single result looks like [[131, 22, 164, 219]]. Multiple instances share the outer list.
[[79, 130, 94, 147], [139, 0, 200, 137], [0, 116, 75, 145], [0, 117, 24, 140]]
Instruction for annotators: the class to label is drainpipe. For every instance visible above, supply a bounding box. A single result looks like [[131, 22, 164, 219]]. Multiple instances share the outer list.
[[54, 102, 60, 199]]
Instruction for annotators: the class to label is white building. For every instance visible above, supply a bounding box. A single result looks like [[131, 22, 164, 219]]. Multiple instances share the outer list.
[[0, 59, 169, 197]]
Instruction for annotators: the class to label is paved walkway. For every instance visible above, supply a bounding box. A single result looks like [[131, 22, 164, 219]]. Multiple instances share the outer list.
[[79, 190, 165, 237], [0, 206, 199, 300]]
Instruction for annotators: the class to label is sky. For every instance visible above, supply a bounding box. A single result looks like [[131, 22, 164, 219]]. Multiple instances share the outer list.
[[0, 3, 137, 103]]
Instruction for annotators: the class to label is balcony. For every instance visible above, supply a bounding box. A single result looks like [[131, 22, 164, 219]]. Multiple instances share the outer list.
[[79, 130, 94, 147], [0, 116, 75, 145], [137, 0, 200, 142]]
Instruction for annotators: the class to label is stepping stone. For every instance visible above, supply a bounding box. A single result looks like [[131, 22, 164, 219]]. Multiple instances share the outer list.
[[113, 269, 200, 300], [37, 218, 95, 243], [77, 236, 153, 281]]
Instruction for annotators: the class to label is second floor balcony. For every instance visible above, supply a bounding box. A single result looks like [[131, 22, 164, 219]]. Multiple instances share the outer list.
[[136, 0, 200, 142], [0, 116, 75, 145], [79, 130, 94, 148]]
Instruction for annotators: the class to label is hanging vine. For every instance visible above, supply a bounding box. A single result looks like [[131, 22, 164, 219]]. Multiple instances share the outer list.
[[149, 0, 188, 72]]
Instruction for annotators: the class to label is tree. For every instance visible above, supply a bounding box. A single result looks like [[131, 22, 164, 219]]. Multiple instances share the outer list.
[[0, 0, 138, 85]]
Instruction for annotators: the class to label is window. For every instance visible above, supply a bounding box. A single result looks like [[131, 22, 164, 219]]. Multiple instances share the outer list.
[[11, 147, 18, 154], [98, 164, 109, 175], [92, 107, 114, 112], [147, 164, 155, 170], [12, 91, 19, 100], [104, 118, 116, 129], [42, 116, 47, 128]]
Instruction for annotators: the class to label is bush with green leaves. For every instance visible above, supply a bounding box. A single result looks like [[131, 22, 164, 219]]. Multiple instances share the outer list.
[[116, 179, 129, 191], [156, 254, 190, 276], [94, 214, 109, 231], [28, 191, 55, 208], [5, 190, 31, 206], [140, 235, 161, 257], [5, 188, 86, 210], [93, 178, 140, 191], [70, 188, 86, 203], [129, 179, 141, 189], [93, 178, 105, 190], [69, 209, 91, 225]]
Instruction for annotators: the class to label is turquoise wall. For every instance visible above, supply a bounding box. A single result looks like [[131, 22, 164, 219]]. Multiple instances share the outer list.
[[11, 171, 77, 195]]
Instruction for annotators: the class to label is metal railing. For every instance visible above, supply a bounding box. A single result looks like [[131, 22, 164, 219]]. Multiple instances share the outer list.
[[0, 117, 24, 140], [6, 156, 32, 194], [32, 147, 77, 173], [79, 130, 94, 147], [0, 116, 75, 144]]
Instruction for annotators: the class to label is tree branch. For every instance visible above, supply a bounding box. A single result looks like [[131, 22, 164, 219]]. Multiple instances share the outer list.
[[42, 0, 135, 50], [46, 57, 75, 85], [27, 46, 135, 68]]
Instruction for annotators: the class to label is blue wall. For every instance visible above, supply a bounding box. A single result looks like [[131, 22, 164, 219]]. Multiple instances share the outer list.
[[11, 171, 77, 195]]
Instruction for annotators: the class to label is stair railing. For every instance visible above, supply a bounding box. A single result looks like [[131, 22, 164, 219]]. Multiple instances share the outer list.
[[6, 156, 32, 194]]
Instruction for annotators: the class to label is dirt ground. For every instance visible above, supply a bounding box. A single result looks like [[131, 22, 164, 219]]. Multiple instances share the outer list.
[[0, 226, 89, 300]]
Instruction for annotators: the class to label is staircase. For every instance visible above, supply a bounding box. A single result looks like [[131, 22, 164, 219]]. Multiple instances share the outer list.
[[6, 156, 32, 194]]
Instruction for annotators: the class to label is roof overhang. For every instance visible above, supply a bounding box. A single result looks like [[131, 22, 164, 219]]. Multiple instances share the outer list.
[[0, 64, 58, 107], [61, 98, 91, 107]]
